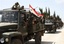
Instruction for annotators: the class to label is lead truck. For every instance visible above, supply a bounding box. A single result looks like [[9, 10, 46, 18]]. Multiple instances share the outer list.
[[0, 7, 44, 44]]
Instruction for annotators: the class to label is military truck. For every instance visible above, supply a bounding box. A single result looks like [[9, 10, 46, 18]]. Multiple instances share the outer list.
[[56, 16, 63, 29], [0, 7, 45, 44], [39, 8, 63, 33], [56, 20, 63, 29], [44, 16, 57, 33]]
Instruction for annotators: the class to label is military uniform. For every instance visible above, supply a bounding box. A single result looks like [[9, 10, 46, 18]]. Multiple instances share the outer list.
[[12, 2, 20, 10], [20, 6, 24, 10]]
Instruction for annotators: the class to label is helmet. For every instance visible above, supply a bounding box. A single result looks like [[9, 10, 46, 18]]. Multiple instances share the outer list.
[[15, 2, 19, 5]]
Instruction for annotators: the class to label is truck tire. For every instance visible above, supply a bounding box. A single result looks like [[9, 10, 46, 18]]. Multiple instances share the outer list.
[[11, 39, 22, 44], [47, 28, 52, 33], [35, 32, 41, 44], [53, 28, 56, 33], [51, 27, 56, 33], [51, 25, 56, 33]]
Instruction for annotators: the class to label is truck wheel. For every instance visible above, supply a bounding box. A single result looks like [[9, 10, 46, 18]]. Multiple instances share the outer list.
[[11, 39, 22, 44], [35, 32, 41, 44], [53, 25, 57, 33], [52, 28, 56, 33], [47, 29, 52, 33], [51, 25, 56, 33], [53, 28, 56, 33]]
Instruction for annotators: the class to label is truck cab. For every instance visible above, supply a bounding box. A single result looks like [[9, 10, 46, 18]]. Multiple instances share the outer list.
[[0, 9, 44, 44]]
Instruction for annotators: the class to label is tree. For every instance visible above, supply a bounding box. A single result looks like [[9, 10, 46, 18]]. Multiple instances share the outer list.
[[44, 7, 47, 17], [48, 8, 50, 16], [57, 15, 61, 20], [53, 11, 56, 17], [39, 8, 43, 14]]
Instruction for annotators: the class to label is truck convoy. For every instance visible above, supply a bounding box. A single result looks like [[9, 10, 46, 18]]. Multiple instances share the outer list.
[[41, 8, 63, 33], [44, 15, 63, 33], [0, 2, 63, 44]]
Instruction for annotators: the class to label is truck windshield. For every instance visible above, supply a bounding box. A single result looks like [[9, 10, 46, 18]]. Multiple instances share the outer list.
[[0, 11, 18, 23], [45, 19, 53, 23]]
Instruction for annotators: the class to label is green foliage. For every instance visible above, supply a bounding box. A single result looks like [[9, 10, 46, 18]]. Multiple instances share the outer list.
[[39, 8, 43, 14], [53, 11, 56, 17], [47, 8, 50, 16]]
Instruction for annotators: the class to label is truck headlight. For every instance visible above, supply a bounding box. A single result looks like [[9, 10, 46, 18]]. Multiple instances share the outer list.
[[0, 38, 4, 43], [5, 38, 9, 42]]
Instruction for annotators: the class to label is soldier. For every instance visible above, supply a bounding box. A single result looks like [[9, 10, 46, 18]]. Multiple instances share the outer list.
[[12, 2, 20, 10], [20, 6, 24, 10]]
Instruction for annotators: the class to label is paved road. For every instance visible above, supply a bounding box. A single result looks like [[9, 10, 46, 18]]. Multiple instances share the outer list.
[[26, 26, 64, 44], [42, 26, 64, 44]]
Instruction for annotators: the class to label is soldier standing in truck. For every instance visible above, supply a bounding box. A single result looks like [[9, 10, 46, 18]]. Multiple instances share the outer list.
[[12, 2, 20, 10]]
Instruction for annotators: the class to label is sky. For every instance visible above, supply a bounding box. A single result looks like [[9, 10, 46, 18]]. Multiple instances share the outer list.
[[0, 0, 64, 22]]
